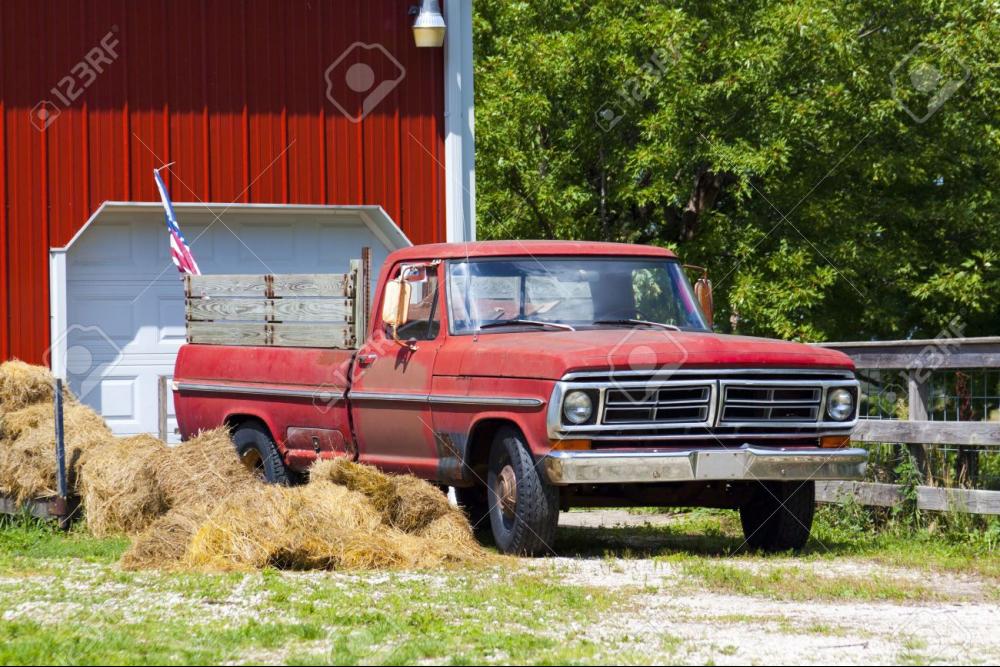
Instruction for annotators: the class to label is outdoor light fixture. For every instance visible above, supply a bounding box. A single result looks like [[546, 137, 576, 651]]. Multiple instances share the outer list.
[[410, 0, 446, 48]]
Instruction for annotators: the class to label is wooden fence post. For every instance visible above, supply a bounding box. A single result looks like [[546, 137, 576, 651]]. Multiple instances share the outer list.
[[906, 369, 929, 479]]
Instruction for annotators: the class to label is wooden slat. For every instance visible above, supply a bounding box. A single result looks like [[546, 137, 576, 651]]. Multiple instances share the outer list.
[[817, 481, 1000, 515], [268, 298, 352, 323], [187, 274, 267, 297], [271, 273, 351, 298], [0, 495, 59, 520], [186, 298, 267, 322], [852, 420, 1000, 446], [818, 338, 1000, 370], [351, 257, 367, 343], [270, 323, 353, 348], [187, 322, 267, 346]]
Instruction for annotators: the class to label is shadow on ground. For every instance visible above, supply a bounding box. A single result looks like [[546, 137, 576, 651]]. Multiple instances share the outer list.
[[547, 511, 859, 559]]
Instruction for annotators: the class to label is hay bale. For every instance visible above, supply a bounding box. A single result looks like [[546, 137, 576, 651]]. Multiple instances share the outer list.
[[309, 458, 397, 517], [129, 469, 487, 572], [388, 476, 453, 532], [0, 403, 112, 502], [78, 434, 169, 537], [185, 481, 397, 571], [416, 512, 486, 562], [120, 503, 212, 571], [0, 403, 51, 441], [154, 427, 257, 507], [0, 360, 62, 414]]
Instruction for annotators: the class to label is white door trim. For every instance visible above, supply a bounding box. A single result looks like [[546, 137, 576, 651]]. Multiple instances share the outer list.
[[443, 0, 476, 242]]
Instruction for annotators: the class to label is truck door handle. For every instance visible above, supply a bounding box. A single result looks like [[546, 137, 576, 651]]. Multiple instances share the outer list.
[[357, 353, 377, 367]]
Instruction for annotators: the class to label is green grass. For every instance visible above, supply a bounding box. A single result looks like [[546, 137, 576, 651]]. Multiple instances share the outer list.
[[678, 560, 934, 602], [0, 517, 638, 665], [2, 505, 998, 664], [0, 515, 127, 569]]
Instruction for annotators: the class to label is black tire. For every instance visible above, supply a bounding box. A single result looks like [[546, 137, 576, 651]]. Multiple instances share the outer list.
[[739, 480, 815, 553], [231, 422, 290, 485], [454, 484, 490, 532], [486, 426, 559, 555]]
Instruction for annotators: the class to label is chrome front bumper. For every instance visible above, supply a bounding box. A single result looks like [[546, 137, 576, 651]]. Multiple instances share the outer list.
[[541, 445, 868, 485]]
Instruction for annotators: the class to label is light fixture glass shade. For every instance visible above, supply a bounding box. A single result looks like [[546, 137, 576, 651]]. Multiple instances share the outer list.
[[413, 0, 446, 48]]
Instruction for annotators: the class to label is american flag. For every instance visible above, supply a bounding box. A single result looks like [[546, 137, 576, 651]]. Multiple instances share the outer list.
[[153, 167, 201, 276]]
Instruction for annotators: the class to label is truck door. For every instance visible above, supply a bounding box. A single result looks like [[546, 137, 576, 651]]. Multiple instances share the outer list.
[[350, 261, 444, 478]]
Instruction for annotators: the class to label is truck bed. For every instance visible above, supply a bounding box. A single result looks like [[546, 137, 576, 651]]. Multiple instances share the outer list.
[[173, 344, 356, 470]]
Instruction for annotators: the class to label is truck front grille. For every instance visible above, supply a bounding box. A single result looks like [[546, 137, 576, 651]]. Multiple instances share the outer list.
[[551, 368, 859, 441], [719, 385, 821, 423], [603, 385, 711, 424]]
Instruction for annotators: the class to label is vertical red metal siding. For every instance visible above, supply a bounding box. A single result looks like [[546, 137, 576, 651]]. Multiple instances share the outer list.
[[1, 0, 447, 364]]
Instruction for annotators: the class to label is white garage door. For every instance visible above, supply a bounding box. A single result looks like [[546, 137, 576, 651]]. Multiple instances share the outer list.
[[51, 202, 409, 442]]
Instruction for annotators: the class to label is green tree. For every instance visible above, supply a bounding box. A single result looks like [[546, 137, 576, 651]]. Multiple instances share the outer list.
[[473, 0, 1000, 341]]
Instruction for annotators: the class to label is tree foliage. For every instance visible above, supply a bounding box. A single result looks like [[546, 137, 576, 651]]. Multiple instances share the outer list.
[[473, 0, 1000, 341]]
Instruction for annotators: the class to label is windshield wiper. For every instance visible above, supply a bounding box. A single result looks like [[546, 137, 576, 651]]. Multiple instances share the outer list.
[[478, 319, 576, 332], [593, 319, 681, 331]]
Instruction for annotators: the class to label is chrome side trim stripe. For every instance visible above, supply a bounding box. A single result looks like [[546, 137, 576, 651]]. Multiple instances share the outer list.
[[175, 382, 345, 402], [175, 383, 543, 408], [350, 391, 544, 407]]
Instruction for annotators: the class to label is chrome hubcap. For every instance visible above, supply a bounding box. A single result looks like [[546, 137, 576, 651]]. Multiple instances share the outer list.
[[241, 449, 265, 479], [497, 465, 517, 520]]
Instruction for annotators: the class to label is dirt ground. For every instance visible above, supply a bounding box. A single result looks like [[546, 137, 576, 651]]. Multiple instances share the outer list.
[[542, 511, 1000, 665]]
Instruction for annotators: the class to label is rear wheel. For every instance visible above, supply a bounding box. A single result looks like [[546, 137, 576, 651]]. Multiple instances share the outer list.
[[486, 426, 559, 555], [231, 422, 290, 485], [739, 481, 815, 553]]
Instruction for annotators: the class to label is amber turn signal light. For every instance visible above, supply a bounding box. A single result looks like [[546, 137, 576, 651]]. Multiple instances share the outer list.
[[820, 435, 850, 448], [550, 439, 592, 451]]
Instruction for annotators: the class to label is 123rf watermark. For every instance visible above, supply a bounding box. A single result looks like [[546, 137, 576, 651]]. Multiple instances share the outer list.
[[596, 45, 680, 132], [325, 42, 406, 123], [890, 43, 969, 124], [30, 28, 121, 132]]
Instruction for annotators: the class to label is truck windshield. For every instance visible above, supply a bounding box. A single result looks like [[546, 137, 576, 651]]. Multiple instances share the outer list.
[[447, 257, 710, 334]]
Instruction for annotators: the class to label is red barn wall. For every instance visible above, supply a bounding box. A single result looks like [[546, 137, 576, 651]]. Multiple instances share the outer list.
[[0, 0, 446, 364]]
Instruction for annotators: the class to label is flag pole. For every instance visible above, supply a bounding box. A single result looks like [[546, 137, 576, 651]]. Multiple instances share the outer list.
[[153, 161, 176, 174]]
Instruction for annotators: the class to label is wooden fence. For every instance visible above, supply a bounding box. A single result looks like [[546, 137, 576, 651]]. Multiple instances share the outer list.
[[184, 248, 370, 349], [816, 337, 1000, 515]]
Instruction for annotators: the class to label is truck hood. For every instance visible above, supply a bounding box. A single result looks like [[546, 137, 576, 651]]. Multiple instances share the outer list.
[[444, 329, 854, 380]]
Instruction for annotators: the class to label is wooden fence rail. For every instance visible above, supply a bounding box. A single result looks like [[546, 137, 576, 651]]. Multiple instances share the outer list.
[[818, 336, 1000, 515]]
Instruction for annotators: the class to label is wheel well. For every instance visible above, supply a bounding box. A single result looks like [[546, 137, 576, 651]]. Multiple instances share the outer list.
[[465, 418, 520, 487], [224, 414, 273, 439]]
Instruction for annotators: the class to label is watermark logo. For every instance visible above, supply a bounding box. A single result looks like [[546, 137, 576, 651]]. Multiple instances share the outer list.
[[605, 327, 689, 406], [29, 101, 61, 132], [325, 42, 406, 123], [44, 325, 123, 403], [890, 43, 969, 123], [30, 28, 120, 132], [595, 102, 626, 133], [595, 45, 679, 133]]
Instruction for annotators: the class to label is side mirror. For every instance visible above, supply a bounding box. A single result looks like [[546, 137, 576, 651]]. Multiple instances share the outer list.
[[381, 278, 411, 327], [685, 265, 714, 327]]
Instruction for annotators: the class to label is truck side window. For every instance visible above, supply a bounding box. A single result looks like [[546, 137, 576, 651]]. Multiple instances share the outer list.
[[393, 268, 441, 341]]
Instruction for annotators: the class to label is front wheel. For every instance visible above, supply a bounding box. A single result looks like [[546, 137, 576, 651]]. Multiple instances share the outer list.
[[739, 480, 815, 553], [486, 426, 559, 555]]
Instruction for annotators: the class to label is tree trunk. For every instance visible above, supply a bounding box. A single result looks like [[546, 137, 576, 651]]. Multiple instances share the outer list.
[[680, 169, 725, 241]]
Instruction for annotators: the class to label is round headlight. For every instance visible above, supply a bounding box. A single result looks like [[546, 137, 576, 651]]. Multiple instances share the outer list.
[[827, 388, 854, 421], [562, 391, 593, 425]]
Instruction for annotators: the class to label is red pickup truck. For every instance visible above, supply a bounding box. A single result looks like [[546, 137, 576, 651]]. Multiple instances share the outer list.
[[174, 241, 866, 554]]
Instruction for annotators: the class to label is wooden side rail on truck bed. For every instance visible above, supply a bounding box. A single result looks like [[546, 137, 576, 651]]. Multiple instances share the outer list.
[[184, 247, 371, 349]]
